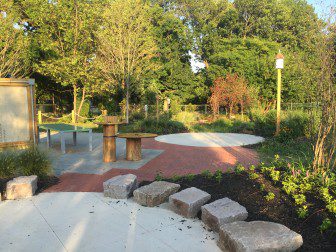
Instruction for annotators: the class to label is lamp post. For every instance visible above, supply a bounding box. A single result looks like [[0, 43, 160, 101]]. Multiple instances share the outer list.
[[275, 51, 284, 136]]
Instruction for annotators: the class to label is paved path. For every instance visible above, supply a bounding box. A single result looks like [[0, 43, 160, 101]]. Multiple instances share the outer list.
[[0, 192, 220, 252], [40, 133, 260, 192]]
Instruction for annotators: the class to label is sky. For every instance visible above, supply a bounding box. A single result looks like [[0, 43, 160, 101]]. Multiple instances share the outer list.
[[307, 0, 335, 18]]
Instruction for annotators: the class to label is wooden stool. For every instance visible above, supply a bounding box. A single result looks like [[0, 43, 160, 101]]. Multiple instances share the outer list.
[[117, 133, 157, 161]]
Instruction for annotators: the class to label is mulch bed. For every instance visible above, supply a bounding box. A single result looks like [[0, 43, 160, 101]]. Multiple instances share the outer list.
[[0, 176, 59, 199], [142, 172, 336, 251]]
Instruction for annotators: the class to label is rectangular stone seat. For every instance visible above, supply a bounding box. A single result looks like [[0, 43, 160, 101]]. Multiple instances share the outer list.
[[103, 174, 138, 199], [6, 175, 38, 200], [218, 221, 303, 252], [133, 181, 180, 207], [169, 187, 211, 218], [201, 197, 248, 232]]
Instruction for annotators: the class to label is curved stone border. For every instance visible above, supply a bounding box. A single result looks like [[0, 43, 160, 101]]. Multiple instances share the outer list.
[[155, 133, 264, 147]]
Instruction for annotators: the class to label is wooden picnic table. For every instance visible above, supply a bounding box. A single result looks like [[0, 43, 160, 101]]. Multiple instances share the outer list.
[[95, 121, 125, 162], [38, 123, 93, 154], [117, 133, 157, 161]]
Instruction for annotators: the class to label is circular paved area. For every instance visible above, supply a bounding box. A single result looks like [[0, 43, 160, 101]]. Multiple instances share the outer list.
[[155, 133, 264, 147]]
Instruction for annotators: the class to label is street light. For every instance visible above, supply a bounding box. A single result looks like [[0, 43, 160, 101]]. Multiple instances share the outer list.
[[275, 51, 284, 136]]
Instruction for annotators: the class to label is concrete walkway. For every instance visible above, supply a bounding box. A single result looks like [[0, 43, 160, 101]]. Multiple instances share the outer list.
[[0, 192, 220, 252]]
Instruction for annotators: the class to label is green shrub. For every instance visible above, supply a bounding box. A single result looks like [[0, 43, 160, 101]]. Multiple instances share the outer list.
[[173, 112, 199, 125], [121, 117, 187, 135], [277, 111, 310, 142], [250, 109, 277, 137], [130, 111, 145, 122], [250, 109, 312, 140], [0, 147, 51, 179]]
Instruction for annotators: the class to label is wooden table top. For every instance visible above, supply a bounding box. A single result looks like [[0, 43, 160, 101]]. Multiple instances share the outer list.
[[95, 121, 126, 126], [117, 133, 158, 139]]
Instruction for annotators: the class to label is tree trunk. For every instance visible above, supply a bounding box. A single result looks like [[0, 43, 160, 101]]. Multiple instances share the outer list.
[[126, 75, 130, 124], [73, 84, 77, 123], [77, 87, 86, 120]]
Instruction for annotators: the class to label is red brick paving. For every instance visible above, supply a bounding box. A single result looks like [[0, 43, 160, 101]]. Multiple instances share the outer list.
[[45, 138, 259, 192]]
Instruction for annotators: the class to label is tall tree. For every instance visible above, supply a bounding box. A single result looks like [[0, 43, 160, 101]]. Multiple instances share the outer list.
[[21, 0, 100, 121], [0, 0, 31, 78], [95, 0, 157, 122]]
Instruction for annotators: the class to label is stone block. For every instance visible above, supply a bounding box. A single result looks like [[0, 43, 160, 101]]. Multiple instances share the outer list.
[[218, 221, 303, 252], [6, 175, 38, 200], [169, 187, 211, 218], [103, 174, 138, 199], [133, 181, 180, 207], [201, 197, 248, 232]]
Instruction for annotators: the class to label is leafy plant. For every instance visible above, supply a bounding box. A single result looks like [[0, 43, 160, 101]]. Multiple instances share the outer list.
[[249, 172, 259, 180], [297, 206, 309, 219], [155, 173, 163, 181], [265, 192, 275, 201], [201, 170, 212, 179], [214, 170, 223, 183], [0, 147, 51, 179], [185, 174, 196, 182], [320, 218, 333, 232], [234, 164, 245, 174]]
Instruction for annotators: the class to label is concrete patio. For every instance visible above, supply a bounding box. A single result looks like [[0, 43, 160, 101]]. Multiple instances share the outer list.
[[0, 192, 220, 252]]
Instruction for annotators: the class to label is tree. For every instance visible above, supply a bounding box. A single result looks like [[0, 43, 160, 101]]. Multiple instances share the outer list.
[[95, 0, 157, 123], [313, 13, 336, 171], [22, 0, 100, 122], [209, 73, 250, 117], [0, 0, 31, 78]]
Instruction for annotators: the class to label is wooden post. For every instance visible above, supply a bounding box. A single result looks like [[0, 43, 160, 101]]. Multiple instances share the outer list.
[[38, 110, 42, 124], [103, 124, 117, 162]]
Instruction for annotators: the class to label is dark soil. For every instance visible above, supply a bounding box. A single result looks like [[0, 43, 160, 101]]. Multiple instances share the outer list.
[[142, 172, 336, 251], [0, 176, 59, 199]]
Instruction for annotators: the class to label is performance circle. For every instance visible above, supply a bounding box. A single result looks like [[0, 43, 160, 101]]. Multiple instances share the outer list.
[[155, 133, 264, 147]]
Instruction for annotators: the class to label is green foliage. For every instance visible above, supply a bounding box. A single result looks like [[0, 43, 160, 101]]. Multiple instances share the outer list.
[[234, 164, 245, 174], [185, 174, 196, 182], [192, 118, 254, 134], [0, 0, 32, 77], [214, 170, 223, 183], [297, 206, 309, 219], [0, 147, 51, 178], [320, 218, 333, 232], [249, 172, 259, 180], [201, 170, 212, 179], [171, 175, 182, 182], [155, 173, 164, 181], [120, 116, 188, 135], [173, 112, 199, 126], [251, 109, 313, 141], [265, 192, 275, 201]]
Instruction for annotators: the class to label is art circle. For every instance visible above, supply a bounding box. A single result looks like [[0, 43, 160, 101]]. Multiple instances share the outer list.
[[155, 133, 264, 147]]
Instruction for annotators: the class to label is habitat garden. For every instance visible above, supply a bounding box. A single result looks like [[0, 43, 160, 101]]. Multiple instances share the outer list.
[[1, 0, 336, 251]]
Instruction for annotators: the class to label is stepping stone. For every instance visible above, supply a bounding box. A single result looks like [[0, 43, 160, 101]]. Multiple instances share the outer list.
[[6, 175, 38, 200], [218, 221, 303, 252], [169, 187, 211, 218], [133, 181, 180, 207], [103, 174, 138, 199], [201, 197, 248, 232]]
